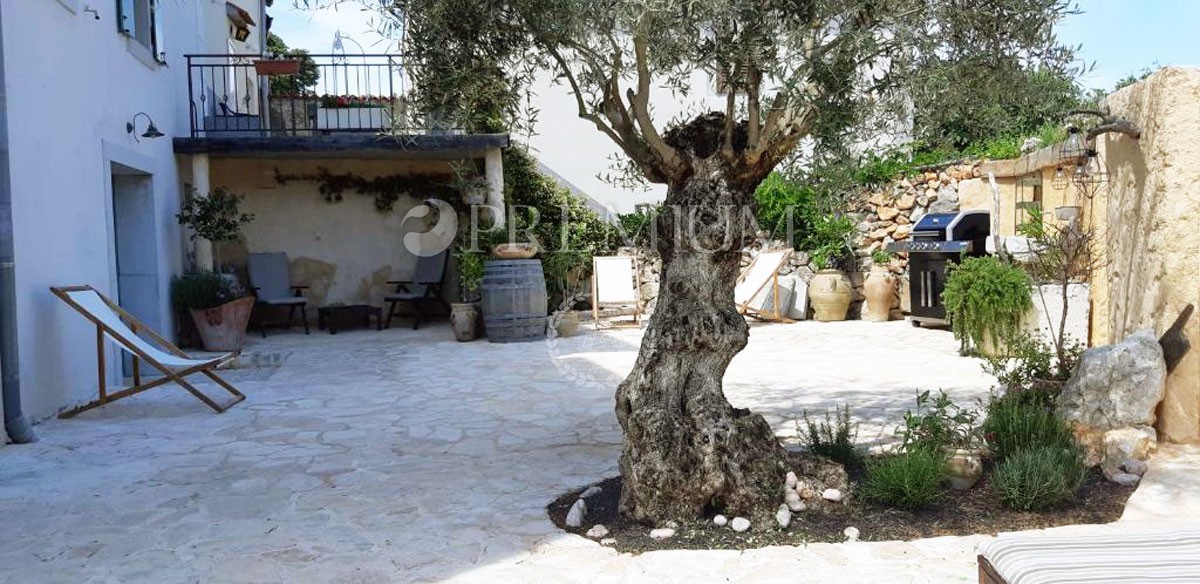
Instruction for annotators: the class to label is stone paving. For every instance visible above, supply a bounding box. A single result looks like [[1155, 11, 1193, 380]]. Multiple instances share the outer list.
[[0, 319, 1193, 583]]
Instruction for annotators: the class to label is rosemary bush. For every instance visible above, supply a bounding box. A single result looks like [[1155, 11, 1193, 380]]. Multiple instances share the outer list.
[[941, 256, 1032, 353], [993, 444, 1087, 511], [981, 391, 1076, 462], [861, 449, 947, 510], [799, 405, 863, 468]]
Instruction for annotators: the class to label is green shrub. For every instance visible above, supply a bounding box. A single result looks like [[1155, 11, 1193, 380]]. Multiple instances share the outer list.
[[942, 256, 1033, 353], [896, 390, 982, 454], [799, 405, 863, 468], [982, 392, 1076, 461], [753, 173, 818, 248], [993, 444, 1087, 510], [983, 332, 1084, 398], [861, 449, 947, 510], [171, 272, 240, 311]]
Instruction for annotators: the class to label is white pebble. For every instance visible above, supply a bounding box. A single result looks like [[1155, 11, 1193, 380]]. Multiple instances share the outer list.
[[600, 538, 616, 546], [776, 504, 792, 529], [665, 520, 679, 529], [844, 526, 860, 542], [1110, 472, 1141, 486], [785, 471, 798, 488], [586, 524, 609, 539], [731, 517, 751, 532], [565, 499, 587, 527], [787, 498, 807, 513], [649, 528, 675, 540], [580, 486, 602, 498], [822, 488, 844, 502], [713, 514, 728, 527]]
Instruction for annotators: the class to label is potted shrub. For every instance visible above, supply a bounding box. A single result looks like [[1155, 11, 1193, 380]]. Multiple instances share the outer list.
[[451, 247, 485, 341], [806, 215, 855, 321], [176, 186, 255, 273], [863, 250, 896, 322], [254, 56, 302, 76], [942, 256, 1033, 356], [543, 250, 588, 338], [171, 272, 254, 352], [897, 390, 985, 490], [315, 94, 393, 130]]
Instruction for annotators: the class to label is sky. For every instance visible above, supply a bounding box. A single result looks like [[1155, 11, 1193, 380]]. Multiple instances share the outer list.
[[271, 1, 1200, 211]]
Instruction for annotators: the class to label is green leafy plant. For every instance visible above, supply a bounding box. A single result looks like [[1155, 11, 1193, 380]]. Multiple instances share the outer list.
[[861, 449, 947, 510], [896, 390, 982, 453], [983, 332, 1084, 399], [176, 186, 255, 243], [993, 444, 1087, 511], [981, 391, 1077, 461], [171, 272, 240, 311], [265, 33, 320, 95], [454, 247, 486, 302], [799, 405, 863, 469], [753, 173, 818, 249], [942, 256, 1033, 353], [871, 249, 893, 266], [807, 215, 856, 270]]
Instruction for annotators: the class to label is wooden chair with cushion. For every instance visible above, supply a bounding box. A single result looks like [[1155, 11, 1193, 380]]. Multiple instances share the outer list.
[[247, 252, 310, 337], [385, 249, 449, 330]]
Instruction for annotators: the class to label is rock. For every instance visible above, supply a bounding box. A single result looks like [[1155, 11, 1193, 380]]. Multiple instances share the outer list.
[[649, 528, 675, 540], [844, 526, 860, 542], [775, 505, 792, 529], [786, 496, 807, 513], [896, 194, 916, 210], [785, 471, 798, 488], [924, 188, 937, 199], [713, 514, 728, 527], [580, 486, 602, 499], [1123, 458, 1149, 476], [565, 499, 587, 527], [1104, 426, 1158, 467], [822, 488, 843, 502], [586, 524, 609, 539], [877, 206, 900, 221], [869, 228, 889, 240], [893, 225, 912, 240], [1110, 472, 1142, 486], [731, 517, 751, 532], [793, 251, 810, 266], [916, 195, 930, 207], [665, 520, 679, 529], [600, 538, 616, 546], [1058, 329, 1168, 429], [929, 198, 958, 214], [868, 193, 886, 206]]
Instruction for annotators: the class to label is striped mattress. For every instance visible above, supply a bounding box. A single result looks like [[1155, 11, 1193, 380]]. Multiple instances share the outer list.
[[977, 528, 1200, 584]]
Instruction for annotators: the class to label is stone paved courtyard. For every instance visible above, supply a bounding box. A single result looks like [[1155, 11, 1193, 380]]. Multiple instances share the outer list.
[[0, 320, 1195, 583]]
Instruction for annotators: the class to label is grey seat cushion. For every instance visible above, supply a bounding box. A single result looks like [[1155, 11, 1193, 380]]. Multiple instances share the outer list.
[[259, 297, 307, 306], [978, 528, 1200, 584], [385, 292, 425, 301]]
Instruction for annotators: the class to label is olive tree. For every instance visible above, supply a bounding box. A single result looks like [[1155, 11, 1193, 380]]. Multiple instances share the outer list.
[[344, 0, 1079, 524]]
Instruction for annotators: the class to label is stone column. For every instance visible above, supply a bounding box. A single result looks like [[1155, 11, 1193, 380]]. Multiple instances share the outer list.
[[190, 154, 214, 272], [484, 147, 505, 228]]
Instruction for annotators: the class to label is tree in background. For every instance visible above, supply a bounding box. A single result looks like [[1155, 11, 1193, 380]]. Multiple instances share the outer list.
[[352, 0, 1084, 524], [266, 33, 320, 95]]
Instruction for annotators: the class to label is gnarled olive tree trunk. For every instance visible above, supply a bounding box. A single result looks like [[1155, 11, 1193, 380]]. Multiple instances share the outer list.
[[615, 116, 787, 524]]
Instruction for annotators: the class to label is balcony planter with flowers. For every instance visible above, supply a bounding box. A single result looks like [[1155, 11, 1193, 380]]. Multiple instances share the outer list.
[[315, 95, 393, 131], [254, 58, 302, 76]]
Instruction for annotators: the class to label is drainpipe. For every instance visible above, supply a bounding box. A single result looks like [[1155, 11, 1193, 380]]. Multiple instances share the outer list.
[[0, 3, 37, 443]]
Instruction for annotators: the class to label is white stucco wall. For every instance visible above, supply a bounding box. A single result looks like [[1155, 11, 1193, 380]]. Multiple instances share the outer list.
[[0, 0, 262, 421]]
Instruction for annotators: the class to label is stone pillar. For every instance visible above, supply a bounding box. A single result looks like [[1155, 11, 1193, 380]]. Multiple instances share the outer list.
[[190, 154, 214, 272], [484, 147, 505, 228]]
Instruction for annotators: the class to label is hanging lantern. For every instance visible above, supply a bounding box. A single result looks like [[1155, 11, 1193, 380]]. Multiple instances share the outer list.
[[1058, 125, 1088, 165]]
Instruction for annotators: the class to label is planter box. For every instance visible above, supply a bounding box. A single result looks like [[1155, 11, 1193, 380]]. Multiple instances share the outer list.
[[254, 59, 301, 76], [315, 107, 391, 131]]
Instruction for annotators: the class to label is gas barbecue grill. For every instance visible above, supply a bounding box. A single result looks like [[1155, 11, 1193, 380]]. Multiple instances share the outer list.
[[886, 210, 990, 326]]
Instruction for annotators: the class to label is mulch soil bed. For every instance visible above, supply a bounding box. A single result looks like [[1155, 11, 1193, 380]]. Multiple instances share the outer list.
[[548, 458, 1135, 555]]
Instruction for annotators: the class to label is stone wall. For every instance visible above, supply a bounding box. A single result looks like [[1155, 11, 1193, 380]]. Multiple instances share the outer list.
[[1098, 67, 1200, 443]]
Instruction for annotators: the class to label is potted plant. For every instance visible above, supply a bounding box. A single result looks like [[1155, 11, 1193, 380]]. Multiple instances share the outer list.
[[315, 94, 393, 130], [171, 272, 255, 352], [863, 250, 897, 322], [175, 186, 255, 350], [942, 256, 1033, 356], [806, 215, 855, 321], [254, 55, 302, 76], [451, 247, 485, 341], [897, 390, 984, 490], [543, 250, 588, 337], [450, 160, 490, 206]]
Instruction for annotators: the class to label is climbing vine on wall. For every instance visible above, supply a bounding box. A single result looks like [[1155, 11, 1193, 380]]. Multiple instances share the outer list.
[[273, 167, 460, 212]]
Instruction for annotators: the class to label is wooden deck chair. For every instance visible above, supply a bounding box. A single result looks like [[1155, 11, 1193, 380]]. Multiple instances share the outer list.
[[591, 256, 643, 329], [50, 285, 246, 419], [734, 249, 794, 322]]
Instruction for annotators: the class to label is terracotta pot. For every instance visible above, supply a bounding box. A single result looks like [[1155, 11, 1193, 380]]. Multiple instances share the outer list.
[[945, 447, 983, 490], [491, 243, 538, 259], [450, 302, 479, 342], [863, 265, 896, 322], [808, 269, 852, 322], [253, 59, 301, 76], [554, 311, 580, 337], [189, 296, 254, 352]]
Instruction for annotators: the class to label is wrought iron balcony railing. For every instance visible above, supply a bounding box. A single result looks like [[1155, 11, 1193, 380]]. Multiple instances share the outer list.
[[185, 53, 415, 138]]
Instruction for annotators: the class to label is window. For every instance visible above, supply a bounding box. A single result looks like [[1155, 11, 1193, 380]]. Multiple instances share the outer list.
[[117, 0, 165, 64]]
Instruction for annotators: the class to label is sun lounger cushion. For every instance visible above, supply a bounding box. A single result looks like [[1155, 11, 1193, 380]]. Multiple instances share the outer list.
[[64, 289, 219, 369], [977, 528, 1200, 584]]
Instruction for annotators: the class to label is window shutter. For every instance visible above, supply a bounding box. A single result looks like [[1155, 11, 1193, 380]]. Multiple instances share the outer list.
[[116, 0, 135, 34], [150, 0, 165, 63]]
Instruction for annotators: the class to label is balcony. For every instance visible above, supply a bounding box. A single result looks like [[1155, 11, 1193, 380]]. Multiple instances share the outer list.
[[176, 53, 508, 157]]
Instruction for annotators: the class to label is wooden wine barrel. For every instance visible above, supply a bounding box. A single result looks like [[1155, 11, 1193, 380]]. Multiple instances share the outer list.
[[481, 259, 548, 343]]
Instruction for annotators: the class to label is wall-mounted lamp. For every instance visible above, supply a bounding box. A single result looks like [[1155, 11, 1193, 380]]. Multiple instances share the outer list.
[[126, 112, 165, 142], [83, 5, 100, 20]]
